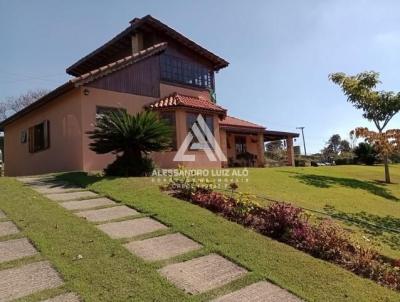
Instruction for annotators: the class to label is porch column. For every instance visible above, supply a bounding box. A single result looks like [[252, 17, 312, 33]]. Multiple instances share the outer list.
[[286, 136, 295, 166], [258, 133, 265, 167]]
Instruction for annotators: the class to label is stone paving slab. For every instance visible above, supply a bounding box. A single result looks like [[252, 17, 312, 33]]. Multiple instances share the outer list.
[[60, 198, 116, 211], [31, 183, 83, 195], [17, 176, 53, 184], [158, 254, 247, 294], [97, 217, 168, 239], [42, 292, 80, 302], [0, 238, 38, 263], [0, 209, 6, 219], [0, 221, 20, 237], [212, 281, 301, 302], [124, 233, 202, 261], [76, 205, 138, 222], [0, 261, 64, 301], [46, 191, 98, 202]]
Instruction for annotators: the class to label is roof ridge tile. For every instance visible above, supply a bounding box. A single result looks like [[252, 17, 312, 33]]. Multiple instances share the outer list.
[[71, 42, 167, 86], [148, 92, 227, 115]]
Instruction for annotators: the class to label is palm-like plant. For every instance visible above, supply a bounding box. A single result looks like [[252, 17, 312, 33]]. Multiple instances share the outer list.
[[87, 110, 172, 176]]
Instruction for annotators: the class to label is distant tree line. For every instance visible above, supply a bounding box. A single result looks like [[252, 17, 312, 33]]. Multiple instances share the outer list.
[[320, 133, 383, 165]]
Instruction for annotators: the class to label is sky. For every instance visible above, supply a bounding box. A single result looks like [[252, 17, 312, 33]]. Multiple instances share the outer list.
[[0, 0, 399, 153]]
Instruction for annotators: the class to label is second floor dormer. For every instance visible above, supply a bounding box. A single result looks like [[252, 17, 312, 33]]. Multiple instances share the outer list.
[[66, 15, 228, 93]]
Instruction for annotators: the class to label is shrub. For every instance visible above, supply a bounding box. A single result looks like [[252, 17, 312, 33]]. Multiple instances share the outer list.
[[345, 248, 400, 290], [354, 142, 378, 165], [295, 159, 307, 167], [310, 161, 319, 167], [164, 180, 400, 291], [335, 157, 355, 165], [105, 155, 154, 177], [232, 193, 259, 219], [87, 110, 172, 176], [191, 191, 234, 216], [295, 220, 354, 262], [259, 202, 309, 240]]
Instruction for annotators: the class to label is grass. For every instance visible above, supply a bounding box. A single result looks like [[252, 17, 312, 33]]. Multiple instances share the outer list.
[[213, 164, 400, 258], [1, 166, 399, 301], [50, 171, 400, 301], [0, 178, 188, 301]]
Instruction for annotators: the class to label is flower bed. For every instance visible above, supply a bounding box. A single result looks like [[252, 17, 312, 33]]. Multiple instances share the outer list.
[[161, 179, 400, 291]]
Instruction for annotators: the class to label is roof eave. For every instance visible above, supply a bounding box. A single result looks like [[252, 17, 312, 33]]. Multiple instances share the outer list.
[[66, 15, 229, 76], [139, 15, 229, 70], [220, 125, 265, 132], [72, 43, 168, 87], [66, 25, 135, 76]]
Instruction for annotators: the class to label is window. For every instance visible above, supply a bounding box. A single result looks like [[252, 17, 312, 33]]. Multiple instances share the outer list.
[[186, 113, 214, 150], [28, 120, 50, 153], [235, 136, 246, 154], [96, 106, 125, 119], [160, 54, 214, 90], [159, 111, 177, 150]]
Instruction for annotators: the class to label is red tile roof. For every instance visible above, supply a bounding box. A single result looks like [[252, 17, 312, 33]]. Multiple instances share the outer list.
[[148, 93, 227, 115], [72, 42, 168, 86], [220, 116, 265, 129]]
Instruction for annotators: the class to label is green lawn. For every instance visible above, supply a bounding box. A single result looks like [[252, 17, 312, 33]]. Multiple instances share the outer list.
[[0, 166, 399, 301], [216, 164, 400, 259], [54, 171, 399, 301]]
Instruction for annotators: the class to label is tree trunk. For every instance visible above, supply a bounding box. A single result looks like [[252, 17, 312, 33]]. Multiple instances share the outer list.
[[383, 154, 391, 183], [377, 127, 391, 184]]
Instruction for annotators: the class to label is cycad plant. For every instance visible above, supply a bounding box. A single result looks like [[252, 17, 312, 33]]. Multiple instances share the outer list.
[[87, 110, 172, 176]]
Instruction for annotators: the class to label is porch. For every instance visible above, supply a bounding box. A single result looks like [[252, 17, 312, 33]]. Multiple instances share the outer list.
[[264, 130, 299, 167], [219, 116, 299, 168]]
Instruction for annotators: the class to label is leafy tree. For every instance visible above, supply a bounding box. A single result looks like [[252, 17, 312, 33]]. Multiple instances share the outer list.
[[322, 134, 351, 159], [87, 110, 172, 176], [328, 134, 342, 154], [339, 140, 351, 153], [265, 140, 285, 161], [330, 71, 400, 183], [0, 103, 6, 122], [0, 89, 49, 122], [353, 142, 378, 165]]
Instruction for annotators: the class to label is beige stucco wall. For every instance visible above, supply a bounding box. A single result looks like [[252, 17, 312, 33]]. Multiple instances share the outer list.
[[82, 85, 224, 172], [4, 88, 83, 176], [4, 82, 232, 176], [155, 84, 224, 169], [81, 87, 157, 172], [170, 111, 223, 169]]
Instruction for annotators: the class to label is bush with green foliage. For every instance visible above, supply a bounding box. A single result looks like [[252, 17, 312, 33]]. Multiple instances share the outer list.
[[87, 110, 172, 176], [354, 142, 379, 165], [334, 157, 355, 165]]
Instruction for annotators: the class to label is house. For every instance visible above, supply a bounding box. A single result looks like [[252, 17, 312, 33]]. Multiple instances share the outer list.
[[0, 15, 298, 176]]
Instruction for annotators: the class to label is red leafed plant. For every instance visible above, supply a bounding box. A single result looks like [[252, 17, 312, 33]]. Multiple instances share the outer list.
[[258, 202, 309, 240], [164, 177, 400, 291], [294, 220, 354, 262]]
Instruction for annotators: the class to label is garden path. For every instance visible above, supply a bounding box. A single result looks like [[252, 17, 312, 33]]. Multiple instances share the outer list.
[[16, 176, 301, 301]]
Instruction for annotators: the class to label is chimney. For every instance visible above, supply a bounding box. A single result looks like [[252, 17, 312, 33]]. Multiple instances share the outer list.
[[131, 32, 143, 54]]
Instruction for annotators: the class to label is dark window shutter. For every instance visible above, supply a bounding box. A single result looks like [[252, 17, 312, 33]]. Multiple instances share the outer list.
[[28, 126, 34, 153], [43, 120, 50, 149]]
